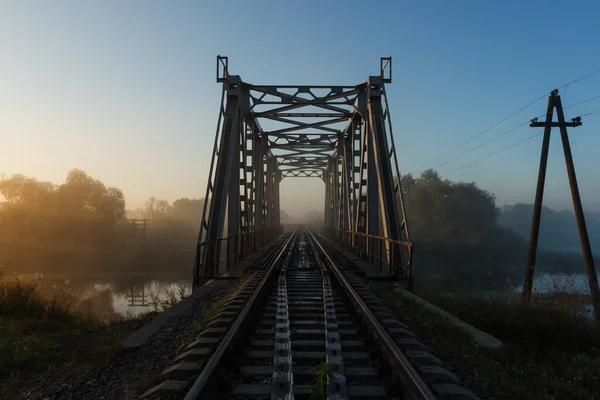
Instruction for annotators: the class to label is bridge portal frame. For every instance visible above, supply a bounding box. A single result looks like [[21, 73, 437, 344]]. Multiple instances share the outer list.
[[194, 56, 412, 286]]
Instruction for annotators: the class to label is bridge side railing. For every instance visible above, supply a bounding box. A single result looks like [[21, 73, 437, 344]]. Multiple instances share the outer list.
[[321, 226, 413, 287], [193, 227, 283, 289]]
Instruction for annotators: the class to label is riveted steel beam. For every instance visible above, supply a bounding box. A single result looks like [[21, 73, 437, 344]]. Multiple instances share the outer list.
[[196, 56, 412, 283]]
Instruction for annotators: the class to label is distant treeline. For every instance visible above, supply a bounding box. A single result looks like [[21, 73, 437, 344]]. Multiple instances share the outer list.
[[0, 170, 202, 277], [401, 170, 599, 292], [499, 203, 600, 254], [0, 169, 596, 289]]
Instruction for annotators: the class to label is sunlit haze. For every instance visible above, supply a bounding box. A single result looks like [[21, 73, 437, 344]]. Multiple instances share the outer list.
[[2, 1, 600, 219]]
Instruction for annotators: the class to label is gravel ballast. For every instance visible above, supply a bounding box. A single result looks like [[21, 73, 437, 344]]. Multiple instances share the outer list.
[[18, 281, 232, 400]]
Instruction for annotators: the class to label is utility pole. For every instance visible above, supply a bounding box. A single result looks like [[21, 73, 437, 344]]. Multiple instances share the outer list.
[[522, 89, 600, 325]]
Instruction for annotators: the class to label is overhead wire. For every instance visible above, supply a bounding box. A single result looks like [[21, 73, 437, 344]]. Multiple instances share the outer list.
[[441, 132, 544, 177], [559, 67, 600, 91], [564, 94, 600, 110], [437, 96, 600, 176], [410, 67, 600, 175], [429, 120, 532, 171], [580, 109, 600, 118], [408, 92, 548, 174], [423, 95, 600, 174]]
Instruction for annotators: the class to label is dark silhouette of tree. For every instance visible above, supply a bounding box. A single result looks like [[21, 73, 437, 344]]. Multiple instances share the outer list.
[[402, 169, 498, 245]]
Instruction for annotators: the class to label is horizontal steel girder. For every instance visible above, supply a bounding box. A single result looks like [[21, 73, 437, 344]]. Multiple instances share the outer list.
[[281, 170, 323, 178]]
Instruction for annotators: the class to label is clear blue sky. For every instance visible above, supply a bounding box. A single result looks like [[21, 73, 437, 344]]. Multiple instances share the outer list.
[[1, 0, 599, 217]]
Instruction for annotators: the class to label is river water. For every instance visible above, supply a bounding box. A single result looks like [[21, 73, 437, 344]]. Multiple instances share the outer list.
[[99, 279, 193, 317], [31, 271, 596, 320], [20, 274, 194, 319], [516, 272, 594, 294]]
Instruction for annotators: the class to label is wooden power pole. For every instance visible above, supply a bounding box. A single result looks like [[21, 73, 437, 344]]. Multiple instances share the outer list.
[[522, 89, 600, 324]]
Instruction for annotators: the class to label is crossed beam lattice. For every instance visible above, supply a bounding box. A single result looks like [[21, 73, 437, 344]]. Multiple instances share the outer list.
[[194, 56, 411, 282]]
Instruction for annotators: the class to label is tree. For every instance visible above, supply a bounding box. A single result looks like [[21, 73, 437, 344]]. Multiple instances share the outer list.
[[142, 197, 172, 221], [0, 169, 128, 273], [56, 169, 125, 223], [403, 169, 499, 245], [0, 169, 125, 225], [0, 174, 56, 208], [171, 198, 204, 225]]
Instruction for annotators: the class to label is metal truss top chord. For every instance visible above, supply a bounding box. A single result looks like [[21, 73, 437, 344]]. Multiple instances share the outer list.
[[196, 55, 411, 283]]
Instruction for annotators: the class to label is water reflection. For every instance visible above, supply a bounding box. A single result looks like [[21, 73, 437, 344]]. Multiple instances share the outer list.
[[32, 275, 193, 319], [26, 271, 597, 320], [112, 280, 192, 317], [517, 272, 593, 294], [516, 272, 595, 319]]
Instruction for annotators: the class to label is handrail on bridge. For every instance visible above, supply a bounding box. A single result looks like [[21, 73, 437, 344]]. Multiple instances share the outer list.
[[193, 226, 284, 289], [321, 226, 414, 289]]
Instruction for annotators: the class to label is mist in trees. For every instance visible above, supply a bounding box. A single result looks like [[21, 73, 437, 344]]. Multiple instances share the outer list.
[[402, 170, 499, 245], [499, 203, 600, 253], [0, 169, 125, 226], [0, 170, 204, 278], [401, 169, 598, 292], [128, 197, 204, 226], [1, 168, 596, 293]]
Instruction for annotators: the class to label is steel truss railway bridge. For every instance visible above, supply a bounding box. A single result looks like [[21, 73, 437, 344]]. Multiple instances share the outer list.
[[139, 58, 480, 399], [193, 56, 413, 290]]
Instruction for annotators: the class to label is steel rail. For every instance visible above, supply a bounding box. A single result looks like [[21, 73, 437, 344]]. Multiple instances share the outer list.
[[306, 229, 437, 400], [183, 229, 298, 400]]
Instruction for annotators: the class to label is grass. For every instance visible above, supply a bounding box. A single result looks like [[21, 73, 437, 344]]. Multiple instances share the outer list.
[[125, 273, 258, 398], [0, 270, 145, 396], [181, 272, 255, 346], [0, 265, 255, 399], [148, 283, 189, 313], [310, 362, 333, 400], [369, 281, 600, 399]]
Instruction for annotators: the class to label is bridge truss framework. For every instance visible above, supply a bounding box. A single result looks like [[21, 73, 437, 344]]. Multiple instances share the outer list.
[[194, 56, 412, 285]]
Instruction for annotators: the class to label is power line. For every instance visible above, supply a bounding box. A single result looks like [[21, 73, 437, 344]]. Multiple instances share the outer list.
[[430, 119, 531, 171], [420, 96, 599, 174], [435, 101, 597, 176], [441, 132, 544, 177], [409, 93, 548, 174], [580, 109, 600, 118], [410, 67, 600, 175], [560, 67, 600, 91], [564, 94, 600, 110]]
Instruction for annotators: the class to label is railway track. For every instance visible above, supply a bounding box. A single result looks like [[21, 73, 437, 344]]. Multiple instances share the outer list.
[[142, 228, 478, 400]]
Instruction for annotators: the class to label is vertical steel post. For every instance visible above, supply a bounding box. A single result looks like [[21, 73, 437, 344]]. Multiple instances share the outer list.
[[366, 115, 379, 240], [323, 163, 331, 227], [265, 157, 276, 229], [253, 133, 266, 249], [274, 170, 282, 229], [332, 154, 340, 229], [341, 133, 353, 231], [354, 93, 368, 236]]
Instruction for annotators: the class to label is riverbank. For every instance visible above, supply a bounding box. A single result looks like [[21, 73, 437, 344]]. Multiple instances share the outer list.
[[370, 282, 600, 399], [0, 271, 234, 399], [0, 274, 144, 394]]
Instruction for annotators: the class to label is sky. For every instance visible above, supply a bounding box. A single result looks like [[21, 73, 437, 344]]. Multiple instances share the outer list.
[[1, 0, 600, 219]]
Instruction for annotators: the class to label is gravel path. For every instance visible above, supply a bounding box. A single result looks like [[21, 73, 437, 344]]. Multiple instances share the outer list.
[[18, 282, 232, 400]]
